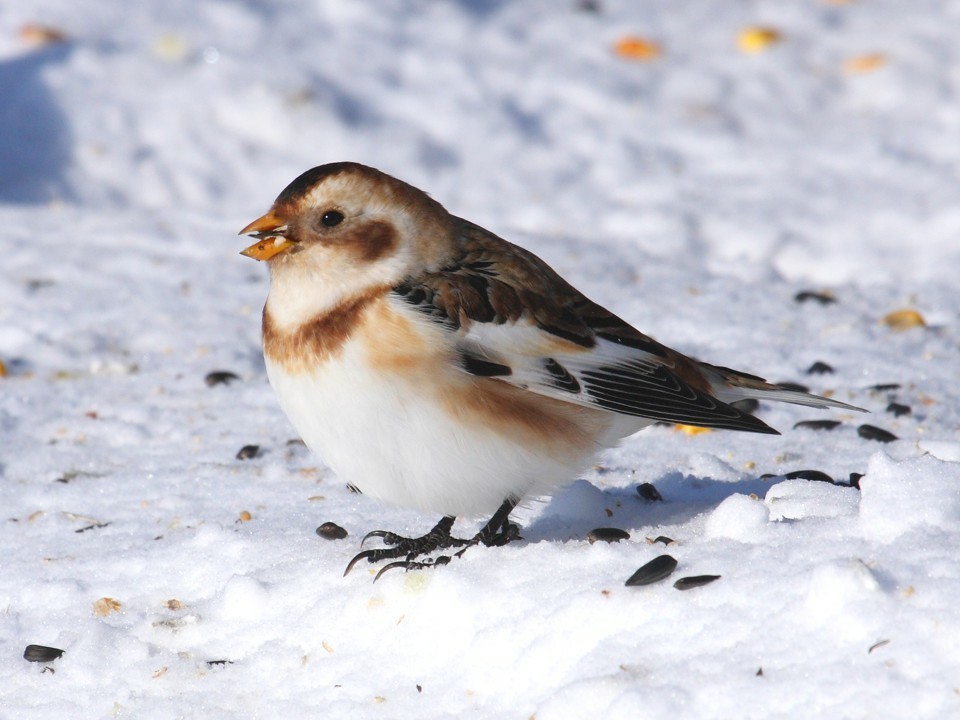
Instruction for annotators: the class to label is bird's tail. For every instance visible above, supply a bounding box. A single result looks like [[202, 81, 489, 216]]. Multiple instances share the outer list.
[[702, 362, 867, 412]]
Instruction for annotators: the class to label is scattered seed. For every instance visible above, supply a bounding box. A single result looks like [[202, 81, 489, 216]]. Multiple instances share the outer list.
[[205, 370, 240, 386], [346, 483, 362, 494], [239, 510, 252, 522], [23, 645, 64, 663], [731, 398, 760, 414], [587, 528, 630, 544], [652, 536, 674, 546], [845, 53, 887, 74], [614, 35, 662, 61], [868, 639, 890, 654], [777, 381, 810, 393], [416, 683, 423, 693], [886, 402, 911, 417], [868, 383, 901, 393], [793, 419, 842, 432], [794, 290, 836, 305], [625, 554, 678, 587], [785, 469, 835, 484], [316, 522, 349, 540], [849, 473, 864, 489], [206, 659, 234, 667], [806, 361, 834, 375], [236, 445, 260, 460], [756, 667, 764, 677], [93, 597, 122, 617], [75, 522, 111, 533], [637, 483, 663, 502], [674, 574, 721, 590], [858, 425, 898, 443], [883, 309, 926, 331], [737, 26, 782, 54]]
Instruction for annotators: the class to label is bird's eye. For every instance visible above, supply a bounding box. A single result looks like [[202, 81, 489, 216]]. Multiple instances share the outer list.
[[321, 210, 344, 227]]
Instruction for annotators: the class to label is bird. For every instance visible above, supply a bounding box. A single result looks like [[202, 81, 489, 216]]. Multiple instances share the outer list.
[[240, 162, 861, 579]]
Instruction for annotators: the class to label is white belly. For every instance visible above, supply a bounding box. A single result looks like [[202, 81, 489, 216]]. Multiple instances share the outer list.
[[265, 345, 630, 517]]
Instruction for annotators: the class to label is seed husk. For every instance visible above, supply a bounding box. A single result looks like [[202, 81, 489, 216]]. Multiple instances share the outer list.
[[205, 370, 240, 386], [858, 425, 898, 443], [236, 444, 260, 460], [637, 483, 663, 502], [793, 420, 842, 431], [24, 645, 64, 663], [674, 574, 721, 590], [625, 554, 678, 587], [587, 527, 630, 544], [316, 522, 349, 540]]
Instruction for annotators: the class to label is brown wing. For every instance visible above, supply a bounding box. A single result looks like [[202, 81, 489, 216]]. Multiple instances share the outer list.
[[392, 218, 778, 434]]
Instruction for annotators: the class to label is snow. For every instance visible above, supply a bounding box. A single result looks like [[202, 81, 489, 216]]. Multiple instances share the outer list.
[[1, 0, 959, 718]]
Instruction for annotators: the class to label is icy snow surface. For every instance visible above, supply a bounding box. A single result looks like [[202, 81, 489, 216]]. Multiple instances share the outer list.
[[2, 1, 959, 718]]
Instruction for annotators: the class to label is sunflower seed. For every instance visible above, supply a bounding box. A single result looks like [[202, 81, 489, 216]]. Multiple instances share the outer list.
[[673, 574, 721, 590], [236, 444, 260, 460], [23, 645, 64, 663], [806, 361, 834, 375], [205, 370, 240, 386], [625, 554, 677, 587], [886, 402, 911, 417], [652, 535, 674, 545], [587, 527, 630, 544], [637, 483, 663, 502], [858, 425, 898, 443], [793, 420, 842, 431], [794, 291, 836, 305], [785, 469, 835, 484], [316, 522, 348, 540], [867, 383, 901, 393]]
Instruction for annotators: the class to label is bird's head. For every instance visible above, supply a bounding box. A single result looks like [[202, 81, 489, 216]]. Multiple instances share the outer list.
[[240, 162, 455, 294]]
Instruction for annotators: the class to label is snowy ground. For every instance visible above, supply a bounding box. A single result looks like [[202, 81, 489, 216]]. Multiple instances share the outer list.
[[2, 1, 959, 718]]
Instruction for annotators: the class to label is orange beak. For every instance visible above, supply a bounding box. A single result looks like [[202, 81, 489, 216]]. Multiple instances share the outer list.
[[239, 210, 296, 261]]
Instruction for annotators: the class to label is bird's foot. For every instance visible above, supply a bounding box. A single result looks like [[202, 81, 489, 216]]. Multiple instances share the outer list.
[[343, 515, 465, 578], [343, 499, 522, 581]]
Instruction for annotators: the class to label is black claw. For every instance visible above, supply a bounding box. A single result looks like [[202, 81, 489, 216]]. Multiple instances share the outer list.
[[373, 561, 417, 582], [360, 530, 396, 548], [343, 549, 379, 576]]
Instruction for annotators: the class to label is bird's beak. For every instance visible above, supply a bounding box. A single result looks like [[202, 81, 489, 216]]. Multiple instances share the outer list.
[[239, 210, 295, 261]]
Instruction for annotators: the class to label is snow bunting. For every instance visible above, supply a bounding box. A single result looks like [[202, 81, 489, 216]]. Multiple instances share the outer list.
[[241, 162, 860, 578]]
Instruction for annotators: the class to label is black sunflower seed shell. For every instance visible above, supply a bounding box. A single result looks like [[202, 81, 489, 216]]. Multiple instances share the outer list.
[[637, 483, 663, 502], [793, 420, 842, 431], [236, 444, 260, 460], [785, 469, 835, 484], [24, 645, 64, 663], [674, 574, 721, 590], [587, 527, 630, 544], [625, 554, 678, 587], [316, 522, 349, 540], [858, 425, 898, 443], [205, 370, 240, 386]]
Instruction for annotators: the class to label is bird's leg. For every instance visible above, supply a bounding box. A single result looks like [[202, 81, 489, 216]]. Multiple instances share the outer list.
[[462, 496, 521, 552]]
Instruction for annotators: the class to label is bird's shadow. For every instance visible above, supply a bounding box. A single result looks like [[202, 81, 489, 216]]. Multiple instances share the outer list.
[[520, 473, 777, 544], [0, 42, 73, 204]]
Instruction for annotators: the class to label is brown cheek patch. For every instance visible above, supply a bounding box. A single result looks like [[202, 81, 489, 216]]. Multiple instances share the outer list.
[[262, 288, 387, 372], [343, 219, 398, 263]]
